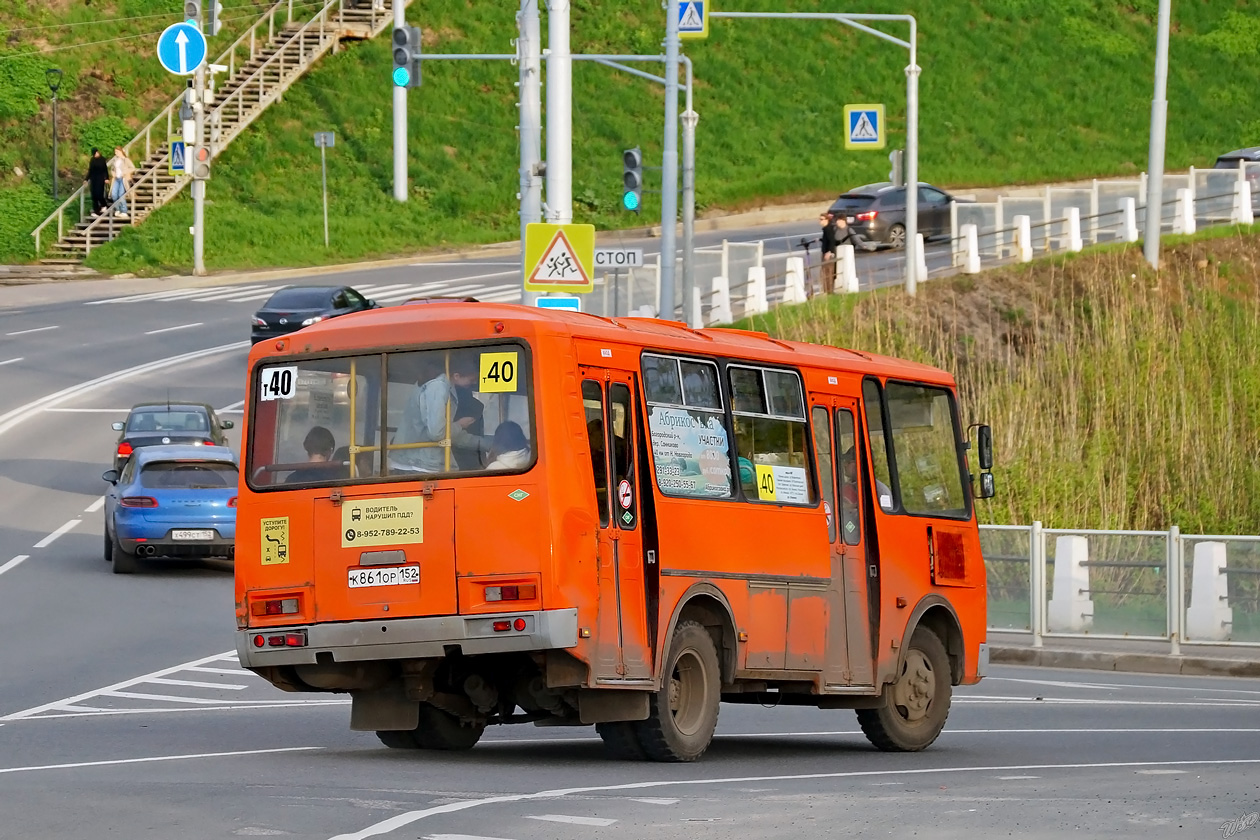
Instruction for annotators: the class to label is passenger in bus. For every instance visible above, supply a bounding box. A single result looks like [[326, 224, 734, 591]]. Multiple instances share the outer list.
[[285, 426, 345, 483], [451, 383, 486, 470], [486, 421, 531, 470], [842, 447, 894, 512], [391, 352, 490, 473]]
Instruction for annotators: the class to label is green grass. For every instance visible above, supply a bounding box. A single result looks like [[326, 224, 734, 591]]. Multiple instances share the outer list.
[[3, 0, 1260, 268]]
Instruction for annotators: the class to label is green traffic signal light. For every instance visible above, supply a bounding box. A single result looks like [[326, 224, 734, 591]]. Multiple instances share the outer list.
[[622, 190, 641, 211], [622, 146, 642, 214], [392, 66, 410, 87]]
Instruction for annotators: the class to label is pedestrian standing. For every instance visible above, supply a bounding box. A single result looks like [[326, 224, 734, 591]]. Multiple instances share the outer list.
[[108, 146, 135, 218], [83, 148, 109, 215], [818, 212, 839, 295]]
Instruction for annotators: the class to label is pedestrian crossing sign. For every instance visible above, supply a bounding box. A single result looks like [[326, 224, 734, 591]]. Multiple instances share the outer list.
[[679, 0, 708, 40], [844, 104, 885, 150], [524, 223, 596, 293], [169, 139, 186, 174]]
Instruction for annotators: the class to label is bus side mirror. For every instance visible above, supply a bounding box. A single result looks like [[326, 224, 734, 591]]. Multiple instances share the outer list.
[[978, 471, 995, 499], [976, 425, 993, 471]]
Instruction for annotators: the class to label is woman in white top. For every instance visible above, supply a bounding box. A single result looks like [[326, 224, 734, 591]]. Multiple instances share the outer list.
[[486, 421, 530, 471], [108, 147, 136, 217]]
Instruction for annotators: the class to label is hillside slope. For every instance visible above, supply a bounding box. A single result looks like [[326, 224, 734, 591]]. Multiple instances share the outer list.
[[3, 1, 1260, 267]]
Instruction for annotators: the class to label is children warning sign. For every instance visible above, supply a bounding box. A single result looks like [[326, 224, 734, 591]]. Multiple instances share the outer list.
[[524, 223, 596, 293]]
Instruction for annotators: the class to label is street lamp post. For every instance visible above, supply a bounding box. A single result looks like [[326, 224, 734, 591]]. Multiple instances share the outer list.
[[46, 68, 63, 201]]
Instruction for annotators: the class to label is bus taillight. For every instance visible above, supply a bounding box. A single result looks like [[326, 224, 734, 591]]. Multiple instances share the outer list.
[[484, 584, 536, 602]]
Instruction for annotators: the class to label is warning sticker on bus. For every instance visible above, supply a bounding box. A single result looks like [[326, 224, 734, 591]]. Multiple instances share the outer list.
[[260, 517, 289, 565], [341, 497, 424, 548]]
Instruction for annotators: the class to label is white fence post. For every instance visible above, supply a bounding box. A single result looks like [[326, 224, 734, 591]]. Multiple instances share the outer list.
[[1030, 521, 1045, 648], [1233, 180, 1254, 226], [1174, 188, 1196, 235], [690, 286, 704, 329], [1015, 215, 1033, 263], [1121, 198, 1139, 242], [1186, 541, 1232, 642], [914, 233, 928, 282], [1047, 535, 1094, 632], [961, 223, 981, 274], [837, 244, 859, 293], [710, 275, 733, 324], [746, 266, 768, 316], [1065, 207, 1083, 252], [721, 239, 730, 283], [1169, 525, 1183, 655], [782, 257, 807, 304]]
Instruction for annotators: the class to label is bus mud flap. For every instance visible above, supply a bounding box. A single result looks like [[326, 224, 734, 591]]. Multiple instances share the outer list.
[[350, 683, 419, 732], [578, 689, 650, 724]]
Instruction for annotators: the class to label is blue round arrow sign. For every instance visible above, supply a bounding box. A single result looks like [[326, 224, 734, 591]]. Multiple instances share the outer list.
[[157, 22, 207, 77]]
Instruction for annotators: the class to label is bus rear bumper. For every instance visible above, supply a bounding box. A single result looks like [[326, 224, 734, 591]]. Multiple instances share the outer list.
[[236, 608, 579, 667]]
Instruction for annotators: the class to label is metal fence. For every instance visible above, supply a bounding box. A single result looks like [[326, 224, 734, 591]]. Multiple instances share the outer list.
[[981, 523, 1260, 651]]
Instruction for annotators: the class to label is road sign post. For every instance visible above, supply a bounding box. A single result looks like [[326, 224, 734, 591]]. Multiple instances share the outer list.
[[315, 132, 335, 248]]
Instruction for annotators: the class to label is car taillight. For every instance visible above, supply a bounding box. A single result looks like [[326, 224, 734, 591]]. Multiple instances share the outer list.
[[228, 496, 238, 507], [117, 442, 133, 458], [484, 584, 537, 602], [856, 211, 878, 221], [251, 317, 267, 326], [203, 439, 215, 446], [120, 496, 158, 508]]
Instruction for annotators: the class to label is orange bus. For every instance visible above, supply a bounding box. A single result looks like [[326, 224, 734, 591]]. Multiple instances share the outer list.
[[235, 302, 994, 761]]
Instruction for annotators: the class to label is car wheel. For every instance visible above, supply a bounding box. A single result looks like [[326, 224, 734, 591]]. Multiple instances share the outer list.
[[888, 223, 907, 249], [112, 537, 138, 575]]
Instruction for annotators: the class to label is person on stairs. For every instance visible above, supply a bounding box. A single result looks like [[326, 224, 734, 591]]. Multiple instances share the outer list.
[[83, 148, 109, 216], [108, 146, 136, 219]]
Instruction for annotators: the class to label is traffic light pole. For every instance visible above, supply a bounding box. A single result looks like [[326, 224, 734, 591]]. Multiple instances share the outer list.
[[192, 59, 206, 275], [392, 0, 407, 202], [659, 0, 681, 320]]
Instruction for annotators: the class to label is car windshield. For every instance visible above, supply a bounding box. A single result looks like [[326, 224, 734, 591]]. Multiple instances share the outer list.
[[140, 461, 238, 489], [127, 410, 208, 433], [264, 288, 331, 309]]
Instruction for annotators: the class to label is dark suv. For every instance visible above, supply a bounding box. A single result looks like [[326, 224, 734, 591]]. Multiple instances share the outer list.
[[827, 182, 958, 249], [111, 403, 233, 472]]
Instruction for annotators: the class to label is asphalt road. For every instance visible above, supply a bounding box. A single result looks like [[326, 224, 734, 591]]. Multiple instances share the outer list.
[[2, 224, 1254, 839]]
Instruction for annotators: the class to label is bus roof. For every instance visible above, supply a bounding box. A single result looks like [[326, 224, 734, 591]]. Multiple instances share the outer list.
[[253, 302, 954, 385]]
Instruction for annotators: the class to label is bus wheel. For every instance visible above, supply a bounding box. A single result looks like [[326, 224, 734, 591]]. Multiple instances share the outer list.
[[857, 628, 952, 752], [634, 620, 720, 762], [375, 730, 420, 749], [596, 721, 647, 760], [412, 703, 485, 751]]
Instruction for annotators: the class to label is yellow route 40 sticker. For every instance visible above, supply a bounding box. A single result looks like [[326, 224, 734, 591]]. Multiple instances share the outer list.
[[342, 497, 424, 548], [260, 517, 289, 565], [479, 351, 519, 394]]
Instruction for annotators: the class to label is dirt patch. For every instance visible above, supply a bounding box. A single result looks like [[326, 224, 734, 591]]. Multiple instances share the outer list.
[[421, 26, 463, 47], [443, 145, 457, 158]]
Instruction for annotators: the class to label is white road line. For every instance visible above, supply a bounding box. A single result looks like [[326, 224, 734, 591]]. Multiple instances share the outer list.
[[34, 519, 79, 549], [423, 835, 517, 840], [84, 496, 106, 513], [0, 341, 249, 439], [146, 677, 250, 691], [217, 400, 245, 413], [188, 285, 270, 301], [411, 261, 519, 267], [373, 283, 509, 304], [989, 676, 1260, 697], [328, 759, 1260, 840], [351, 284, 417, 296], [527, 815, 617, 827], [144, 322, 203, 335], [995, 775, 1040, 780], [1136, 769, 1186, 775], [0, 746, 321, 776], [956, 697, 1260, 707], [103, 690, 270, 705], [0, 357, 22, 366], [45, 408, 131, 413], [0, 556, 30, 576], [186, 665, 246, 675], [629, 798, 679, 805], [6, 325, 57, 336], [17, 699, 349, 721], [86, 286, 233, 305]]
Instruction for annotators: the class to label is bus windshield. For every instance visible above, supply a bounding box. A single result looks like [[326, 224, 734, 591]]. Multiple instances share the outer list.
[[247, 343, 534, 489]]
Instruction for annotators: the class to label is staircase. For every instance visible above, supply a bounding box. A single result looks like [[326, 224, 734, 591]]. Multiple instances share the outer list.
[[32, 0, 404, 263]]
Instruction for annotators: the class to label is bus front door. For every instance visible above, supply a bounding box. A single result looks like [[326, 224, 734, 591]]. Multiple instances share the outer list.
[[581, 372, 652, 682], [811, 399, 875, 689]]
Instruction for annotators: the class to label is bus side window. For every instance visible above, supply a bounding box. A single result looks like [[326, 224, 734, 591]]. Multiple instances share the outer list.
[[862, 379, 897, 513], [609, 382, 636, 530], [582, 380, 610, 527], [836, 408, 862, 545], [811, 406, 836, 543], [729, 366, 813, 506]]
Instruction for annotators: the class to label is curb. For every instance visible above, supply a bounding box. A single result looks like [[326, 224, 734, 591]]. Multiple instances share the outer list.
[[990, 645, 1260, 678]]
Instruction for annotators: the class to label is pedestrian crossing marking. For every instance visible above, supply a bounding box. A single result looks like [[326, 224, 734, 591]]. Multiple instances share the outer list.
[[844, 104, 886, 150], [852, 113, 877, 140], [84, 279, 522, 307]]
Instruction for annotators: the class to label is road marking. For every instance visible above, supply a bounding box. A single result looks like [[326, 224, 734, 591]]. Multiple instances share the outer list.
[[0, 746, 321, 776], [327, 759, 1260, 840], [989, 676, 1260, 697], [996, 776, 1040, 780], [84, 496, 106, 513], [411, 261, 519, 267], [144, 322, 203, 335], [0, 556, 30, 577], [147, 677, 250, 691], [0, 341, 249, 438], [12, 700, 349, 721], [1136, 769, 1186, 775], [104, 690, 268, 705], [85, 286, 234, 305], [34, 519, 79, 549], [526, 815, 617, 827], [45, 408, 132, 413], [423, 835, 517, 840], [0, 357, 22, 366], [5, 325, 58, 336], [187, 285, 271, 302], [629, 798, 679, 805]]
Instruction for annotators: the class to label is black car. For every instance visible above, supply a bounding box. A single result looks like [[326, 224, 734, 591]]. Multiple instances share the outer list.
[[1213, 147, 1260, 206], [827, 182, 959, 249], [251, 285, 378, 344], [111, 403, 233, 472]]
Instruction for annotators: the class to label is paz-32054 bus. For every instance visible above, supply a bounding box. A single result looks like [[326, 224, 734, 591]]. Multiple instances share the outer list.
[[235, 302, 994, 761]]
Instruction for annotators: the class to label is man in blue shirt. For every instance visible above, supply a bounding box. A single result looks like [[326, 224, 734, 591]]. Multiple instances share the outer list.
[[390, 351, 490, 473]]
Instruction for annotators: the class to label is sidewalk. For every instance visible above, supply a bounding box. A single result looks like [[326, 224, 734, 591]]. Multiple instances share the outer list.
[[988, 630, 1260, 678]]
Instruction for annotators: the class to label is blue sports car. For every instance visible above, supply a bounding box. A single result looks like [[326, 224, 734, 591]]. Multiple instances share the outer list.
[[102, 445, 239, 575]]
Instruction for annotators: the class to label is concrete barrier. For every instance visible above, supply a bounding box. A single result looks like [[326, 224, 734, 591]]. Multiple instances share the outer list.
[[1014, 215, 1033, 262], [1234, 180, 1255, 226], [1048, 535, 1095, 632], [1121, 198, 1139, 242], [782, 257, 807, 304], [1066, 207, 1083, 252], [1174, 188, 1196, 235], [710, 275, 733, 324], [838, 244, 859, 293], [1186, 541, 1232, 642], [745, 266, 768, 316], [961, 224, 981, 274]]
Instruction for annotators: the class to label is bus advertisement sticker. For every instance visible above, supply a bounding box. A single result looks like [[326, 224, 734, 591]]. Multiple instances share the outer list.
[[479, 351, 519, 394], [341, 497, 424, 548], [755, 465, 810, 504], [261, 517, 289, 565]]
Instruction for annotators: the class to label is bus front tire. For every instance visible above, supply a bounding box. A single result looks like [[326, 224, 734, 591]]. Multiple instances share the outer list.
[[856, 627, 952, 752], [633, 620, 720, 762]]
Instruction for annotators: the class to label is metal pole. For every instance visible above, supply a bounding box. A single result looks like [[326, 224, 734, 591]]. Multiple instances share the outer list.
[[519, 0, 543, 304], [905, 27, 919, 296], [392, 0, 407, 202], [681, 108, 698, 326], [1143, 0, 1172, 269], [52, 92, 59, 201], [659, 0, 680, 320], [546, 0, 572, 226], [193, 63, 206, 276], [321, 144, 329, 248]]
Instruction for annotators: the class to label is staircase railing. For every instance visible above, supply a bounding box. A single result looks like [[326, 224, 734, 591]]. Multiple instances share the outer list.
[[31, 0, 348, 253]]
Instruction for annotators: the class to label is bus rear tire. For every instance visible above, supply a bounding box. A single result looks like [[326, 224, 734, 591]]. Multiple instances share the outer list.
[[375, 730, 420, 750], [633, 620, 720, 762], [596, 721, 647, 760], [413, 702, 484, 751], [856, 627, 951, 752]]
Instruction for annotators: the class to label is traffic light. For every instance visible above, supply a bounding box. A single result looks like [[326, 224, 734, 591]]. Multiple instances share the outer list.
[[392, 26, 422, 89], [206, 0, 223, 36], [183, 0, 200, 23], [190, 144, 211, 180], [622, 147, 642, 213]]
